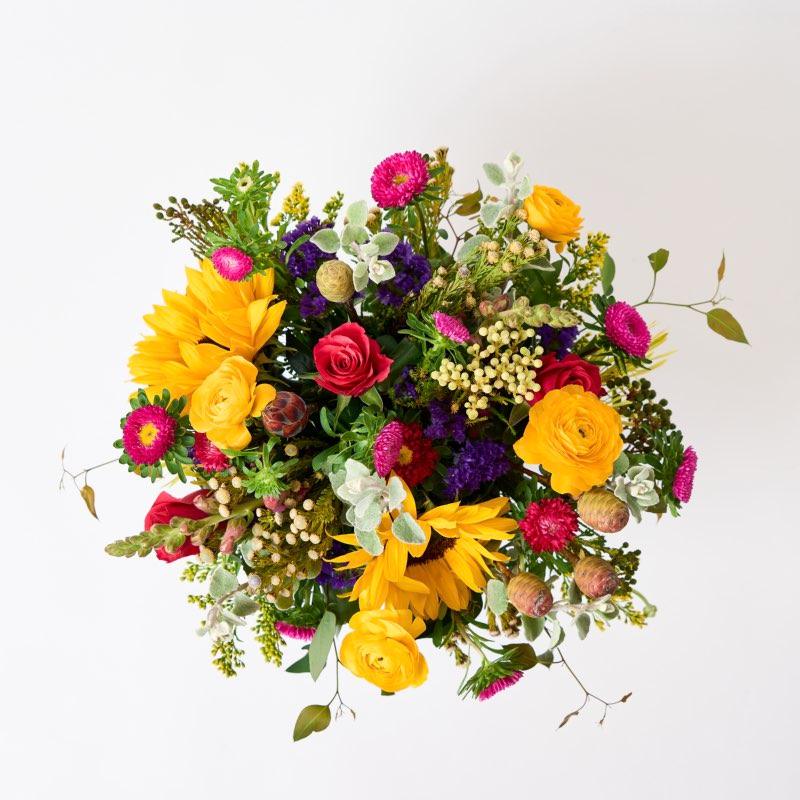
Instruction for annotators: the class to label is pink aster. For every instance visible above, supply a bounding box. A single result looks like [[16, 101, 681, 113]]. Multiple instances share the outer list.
[[275, 621, 316, 641], [370, 150, 429, 209], [192, 432, 230, 473], [672, 446, 698, 503], [373, 421, 405, 477], [478, 671, 523, 701], [211, 246, 253, 281], [519, 498, 578, 553], [604, 301, 651, 358], [122, 404, 177, 465], [433, 311, 471, 344]]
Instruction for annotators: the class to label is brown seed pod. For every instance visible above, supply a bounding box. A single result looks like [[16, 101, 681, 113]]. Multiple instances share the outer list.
[[316, 259, 355, 303], [507, 572, 553, 618], [577, 488, 630, 533], [573, 556, 620, 599]]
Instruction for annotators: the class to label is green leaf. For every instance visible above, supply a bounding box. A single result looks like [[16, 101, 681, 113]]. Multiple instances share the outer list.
[[209, 567, 238, 599], [706, 308, 749, 344], [509, 402, 531, 427], [456, 234, 489, 263], [360, 386, 383, 410], [601, 252, 615, 295], [310, 228, 340, 253], [286, 654, 310, 674], [486, 579, 508, 615], [231, 593, 260, 617], [308, 610, 336, 681], [613, 451, 630, 476], [648, 248, 669, 273], [345, 200, 368, 228], [483, 162, 504, 186], [355, 527, 383, 556], [292, 704, 331, 742], [480, 202, 503, 228], [716, 252, 726, 282], [567, 579, 582, 605], [391, 512, 426, 545], [372, 231, 399, 256], [503, 643, 538, 671], [576, 613, 591, 640], [522, 615, 545, 642], [454, 188, 482, 216]]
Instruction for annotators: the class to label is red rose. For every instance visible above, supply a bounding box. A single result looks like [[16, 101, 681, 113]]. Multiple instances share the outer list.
[[313, 322, 392, 396], [530, 353, 604, 404], [145, 490, 208, 563]]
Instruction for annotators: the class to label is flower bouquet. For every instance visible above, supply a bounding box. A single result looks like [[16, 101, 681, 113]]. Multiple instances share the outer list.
[[64, 148, 746, 739]]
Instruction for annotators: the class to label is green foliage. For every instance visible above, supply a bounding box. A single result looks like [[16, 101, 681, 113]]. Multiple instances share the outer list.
[[210, 637, 246, 678], [240, 438, 298, 498], [253, 596, 284, 667]]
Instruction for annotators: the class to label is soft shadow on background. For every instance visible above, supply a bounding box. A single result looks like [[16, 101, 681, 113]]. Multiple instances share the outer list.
[[2, 1, 798, 798]]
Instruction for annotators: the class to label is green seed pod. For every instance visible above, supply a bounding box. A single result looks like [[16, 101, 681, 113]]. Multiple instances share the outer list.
[[573, 556, 619, 599], [507, 572, 553, 618], [577, 488, 630, 533]]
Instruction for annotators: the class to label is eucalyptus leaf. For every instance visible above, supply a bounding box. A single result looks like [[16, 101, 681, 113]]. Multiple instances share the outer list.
[[308, 610, 336, 681], [522, 615, 545, 642], [80, 484, 98, 519], [613, 451, 630, 475], [310, 228, 340, 253], [576, 613, 591, 640], [648, 248, 669, 273], [706, 308, 749, 344], [486, 578, 508, 615], [355, 527, 384, 556], [392, 511, 426, 545], [717, 252, 726, 282], [483, 162, 504, 186], [601, 252, 615, 295], [503, 643, 537, 671], [231, 593, 260, 617], [292, 704, 331, 741], [454, 188, 482, 216], [209, 566, 238, 599], [286, 653, 311, 674]]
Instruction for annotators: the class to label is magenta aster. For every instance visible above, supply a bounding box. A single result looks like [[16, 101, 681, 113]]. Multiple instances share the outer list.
[[519, 497, 578, 553], [275, 621, 316, 641], [211, 246, 253, 281], [478, 670, 523, 701], [122, 405, 177, 465], [672, 446, 698, 503], [192, 432, 230, 473], [433, 311, 471, 344], [604, 301, 651, 358], [370, 150, 429, 209]]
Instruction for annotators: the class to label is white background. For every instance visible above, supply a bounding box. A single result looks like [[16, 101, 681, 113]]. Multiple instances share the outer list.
[[2, 1, 799, 797]]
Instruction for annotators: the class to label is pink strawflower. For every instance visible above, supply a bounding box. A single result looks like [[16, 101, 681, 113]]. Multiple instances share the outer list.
[[433, 311, 471, 344], [211, 246, 253, 281], [373, 421, 405, 477], [370, 150, 429, 209], [604, 301, 651, 358], [519, 498, 578, 553], [192, 432, 230, 473], [275, 621, 316, 641], [122, 404, 177, 465], [672, 446, 698, 503], [478, 671, 523, 701]]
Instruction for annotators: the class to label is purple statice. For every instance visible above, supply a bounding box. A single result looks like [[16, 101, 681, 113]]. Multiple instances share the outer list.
[[444, 440, 510, 499], [375, 240, 432, 306], [317, 540, 357, 591], [535, 324, 579, 359], [425, 400, 466, 444], [298, 281, 328, 317], [283, 217, 332, 279], [395, 366, 418, 400]]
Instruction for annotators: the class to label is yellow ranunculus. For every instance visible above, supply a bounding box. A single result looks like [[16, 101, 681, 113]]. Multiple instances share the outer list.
[[523, 185, 583, 253], [513, 385, 622, 496], [339, 608, 428, 693], [189, 355, 275, 450]]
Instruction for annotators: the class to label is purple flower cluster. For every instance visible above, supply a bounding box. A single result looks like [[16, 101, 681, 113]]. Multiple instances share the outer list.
[[283, 217, 332, 279], [444, 440, 510, 499], [375, 241, 431, 306], [395, 367, 418, 400], [317, 540, 357, 591], [425, 400, 466, 444], [536, 324, 579, 359], [298, 281, 328, 318]]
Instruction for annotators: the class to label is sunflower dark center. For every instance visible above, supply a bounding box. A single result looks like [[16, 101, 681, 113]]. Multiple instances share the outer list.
[[408, 533, 457, 566]]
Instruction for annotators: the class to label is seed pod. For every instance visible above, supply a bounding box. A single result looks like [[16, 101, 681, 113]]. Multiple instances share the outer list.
[[507, 572, 553, 618], [573, 556, 619, 599], [577, 488, 630, 533], [262, 391, 309, 437], [316, 259, 355, 302]]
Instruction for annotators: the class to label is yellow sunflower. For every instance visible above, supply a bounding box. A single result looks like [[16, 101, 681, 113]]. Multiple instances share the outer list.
[[330, 485, 517, 619], [129, 259, 286, 405]]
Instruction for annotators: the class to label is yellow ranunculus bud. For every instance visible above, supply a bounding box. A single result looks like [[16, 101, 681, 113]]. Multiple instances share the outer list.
[[523, 185, 583, 253], [189, 355, 276, 451], [513, 385, 623, 497], [339, 608, 428, 693]]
